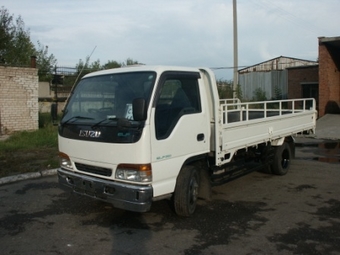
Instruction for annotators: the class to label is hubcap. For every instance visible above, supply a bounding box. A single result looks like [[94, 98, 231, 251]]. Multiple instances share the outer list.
[[189, 177, 199, 205], [281, 149, 290, 169]]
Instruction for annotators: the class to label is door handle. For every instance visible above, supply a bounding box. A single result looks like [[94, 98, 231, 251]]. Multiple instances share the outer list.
[[197, 133, 204, 141]]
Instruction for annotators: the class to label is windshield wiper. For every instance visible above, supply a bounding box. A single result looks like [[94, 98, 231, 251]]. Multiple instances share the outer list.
[[61, 116, 94, 126], [91, 117, 118, 129]]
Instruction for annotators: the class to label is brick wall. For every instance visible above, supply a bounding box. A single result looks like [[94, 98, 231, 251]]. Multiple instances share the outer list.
[[287, 66, 319, 99], [0, 66, 39, 134], [319, 39, 340, 117]]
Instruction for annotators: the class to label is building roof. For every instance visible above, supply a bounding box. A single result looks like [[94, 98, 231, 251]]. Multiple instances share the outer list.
[[319, 36, 340, 48], [238, 56, 318, 74], [286, 64, 319, 70], [319, 36, 340, 70]]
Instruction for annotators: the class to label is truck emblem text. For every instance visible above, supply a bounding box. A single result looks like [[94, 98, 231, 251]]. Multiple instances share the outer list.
[[79, 130, 101, 138]]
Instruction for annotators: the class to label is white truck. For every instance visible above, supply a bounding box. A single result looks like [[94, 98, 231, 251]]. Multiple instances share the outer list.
[[58, 66, 317, 216]]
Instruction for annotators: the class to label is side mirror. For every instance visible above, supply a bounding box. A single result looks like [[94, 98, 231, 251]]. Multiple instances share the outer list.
[[132, 98, 147, 121]]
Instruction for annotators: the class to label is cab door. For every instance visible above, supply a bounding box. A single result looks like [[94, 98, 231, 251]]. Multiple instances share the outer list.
[[150, 71, 210, 196]]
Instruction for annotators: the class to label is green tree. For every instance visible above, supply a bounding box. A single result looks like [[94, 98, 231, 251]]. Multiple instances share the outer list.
[[74, 57, 101, 79], [273, 86, 282, 100], [0, 6, 35, 66], [75, 58, 141, 79], [217, 79, 233, 98], [89, 59, 101, 71], [216, 79, 243, 100], [0, 7, 57, 81], [35, 41, 57, 81], [253, 87, 267, 101], [103, 60, 121, 69], [235, 84, 243, 101], [124, 58, 140, 66]]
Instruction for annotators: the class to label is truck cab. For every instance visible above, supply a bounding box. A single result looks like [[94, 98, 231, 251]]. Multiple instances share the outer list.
[[58, 66, 213, 215]]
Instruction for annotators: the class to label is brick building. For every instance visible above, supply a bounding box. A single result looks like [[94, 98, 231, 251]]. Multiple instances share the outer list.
[[238, 56, 317, 101], [318, 36, 340, 117], [287, 65, 319, 110], [238, 36, 340, 118]]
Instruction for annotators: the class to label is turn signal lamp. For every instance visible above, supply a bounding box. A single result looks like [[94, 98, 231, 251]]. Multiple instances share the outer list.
[[59, 152, 73, 171], [116, 163, 152, 183]]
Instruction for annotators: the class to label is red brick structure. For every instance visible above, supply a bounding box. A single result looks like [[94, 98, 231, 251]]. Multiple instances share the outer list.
[[238, 37, 340, 118], [318, 36, 340, 117], [287, 65, 319, 110], [238, 56, 317, 100]]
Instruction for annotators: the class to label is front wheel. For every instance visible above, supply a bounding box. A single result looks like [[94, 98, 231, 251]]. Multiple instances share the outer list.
[[173, 166, 200, 217], [271, 142, 292, 175]]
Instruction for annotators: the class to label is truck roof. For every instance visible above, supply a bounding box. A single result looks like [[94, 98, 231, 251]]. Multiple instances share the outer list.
[[82, 65, 207, 79]]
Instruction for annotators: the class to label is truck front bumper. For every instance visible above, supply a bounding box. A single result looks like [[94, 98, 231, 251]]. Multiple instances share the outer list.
[[58, 168, 153, 213]]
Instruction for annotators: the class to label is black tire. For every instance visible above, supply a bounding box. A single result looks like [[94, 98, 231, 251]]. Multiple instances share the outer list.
[[271, 142, 291, 175], [173, 166, 200, 217], [260, 144, 273, 174]]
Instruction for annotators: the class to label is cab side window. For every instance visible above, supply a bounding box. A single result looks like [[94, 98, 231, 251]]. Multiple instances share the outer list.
[[155, 73, 201, 139]]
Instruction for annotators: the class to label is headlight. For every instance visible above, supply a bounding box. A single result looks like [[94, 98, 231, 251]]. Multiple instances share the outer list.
[[59, 152, 73, 170], [116, 163, 152, 182]]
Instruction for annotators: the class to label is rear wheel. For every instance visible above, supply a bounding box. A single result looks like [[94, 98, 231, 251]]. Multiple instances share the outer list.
[[173, 166, 200, 217], [271, 142, 291, 175]]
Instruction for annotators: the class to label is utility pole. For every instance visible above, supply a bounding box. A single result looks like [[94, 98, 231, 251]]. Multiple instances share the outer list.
[[233, 0, 238, 98]]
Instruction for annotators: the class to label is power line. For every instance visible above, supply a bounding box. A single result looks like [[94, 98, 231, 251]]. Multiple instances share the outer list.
[[210, 66, 248, 70], [248, 0, 328, 36]]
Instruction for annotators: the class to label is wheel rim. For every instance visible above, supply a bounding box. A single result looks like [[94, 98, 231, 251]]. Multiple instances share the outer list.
[[281, 149, 290, 169], [189, 176, 199, 206]]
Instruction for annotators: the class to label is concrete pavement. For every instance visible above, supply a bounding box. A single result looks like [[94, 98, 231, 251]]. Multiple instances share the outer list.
[[314, 114, 340, 140]]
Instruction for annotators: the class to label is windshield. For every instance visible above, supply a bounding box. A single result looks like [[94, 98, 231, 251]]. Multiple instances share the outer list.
[[62, 71, 156, 123]]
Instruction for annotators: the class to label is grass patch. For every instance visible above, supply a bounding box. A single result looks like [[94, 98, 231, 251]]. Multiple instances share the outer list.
[[0, 113, 59, 178]]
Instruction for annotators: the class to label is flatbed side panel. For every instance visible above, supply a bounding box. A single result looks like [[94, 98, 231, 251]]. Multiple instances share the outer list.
[[222, 112, 314, 149], [216, 98, 317, 166]]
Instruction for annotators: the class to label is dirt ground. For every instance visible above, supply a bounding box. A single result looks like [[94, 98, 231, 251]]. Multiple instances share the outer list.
[[0, 147, 59, 178]]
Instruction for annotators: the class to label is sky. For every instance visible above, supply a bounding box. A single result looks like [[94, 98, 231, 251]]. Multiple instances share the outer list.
[[2, 0, 339, 80]]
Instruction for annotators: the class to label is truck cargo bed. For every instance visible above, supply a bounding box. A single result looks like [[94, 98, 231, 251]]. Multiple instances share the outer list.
[[215, 98, 317, 166]]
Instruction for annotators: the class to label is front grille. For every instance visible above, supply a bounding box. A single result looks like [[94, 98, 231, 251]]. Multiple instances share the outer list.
[[75, 163, 112, 177]]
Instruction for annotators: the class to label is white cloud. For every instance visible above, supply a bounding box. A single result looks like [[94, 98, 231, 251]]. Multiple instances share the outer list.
[[2, 0, 339, 79]]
